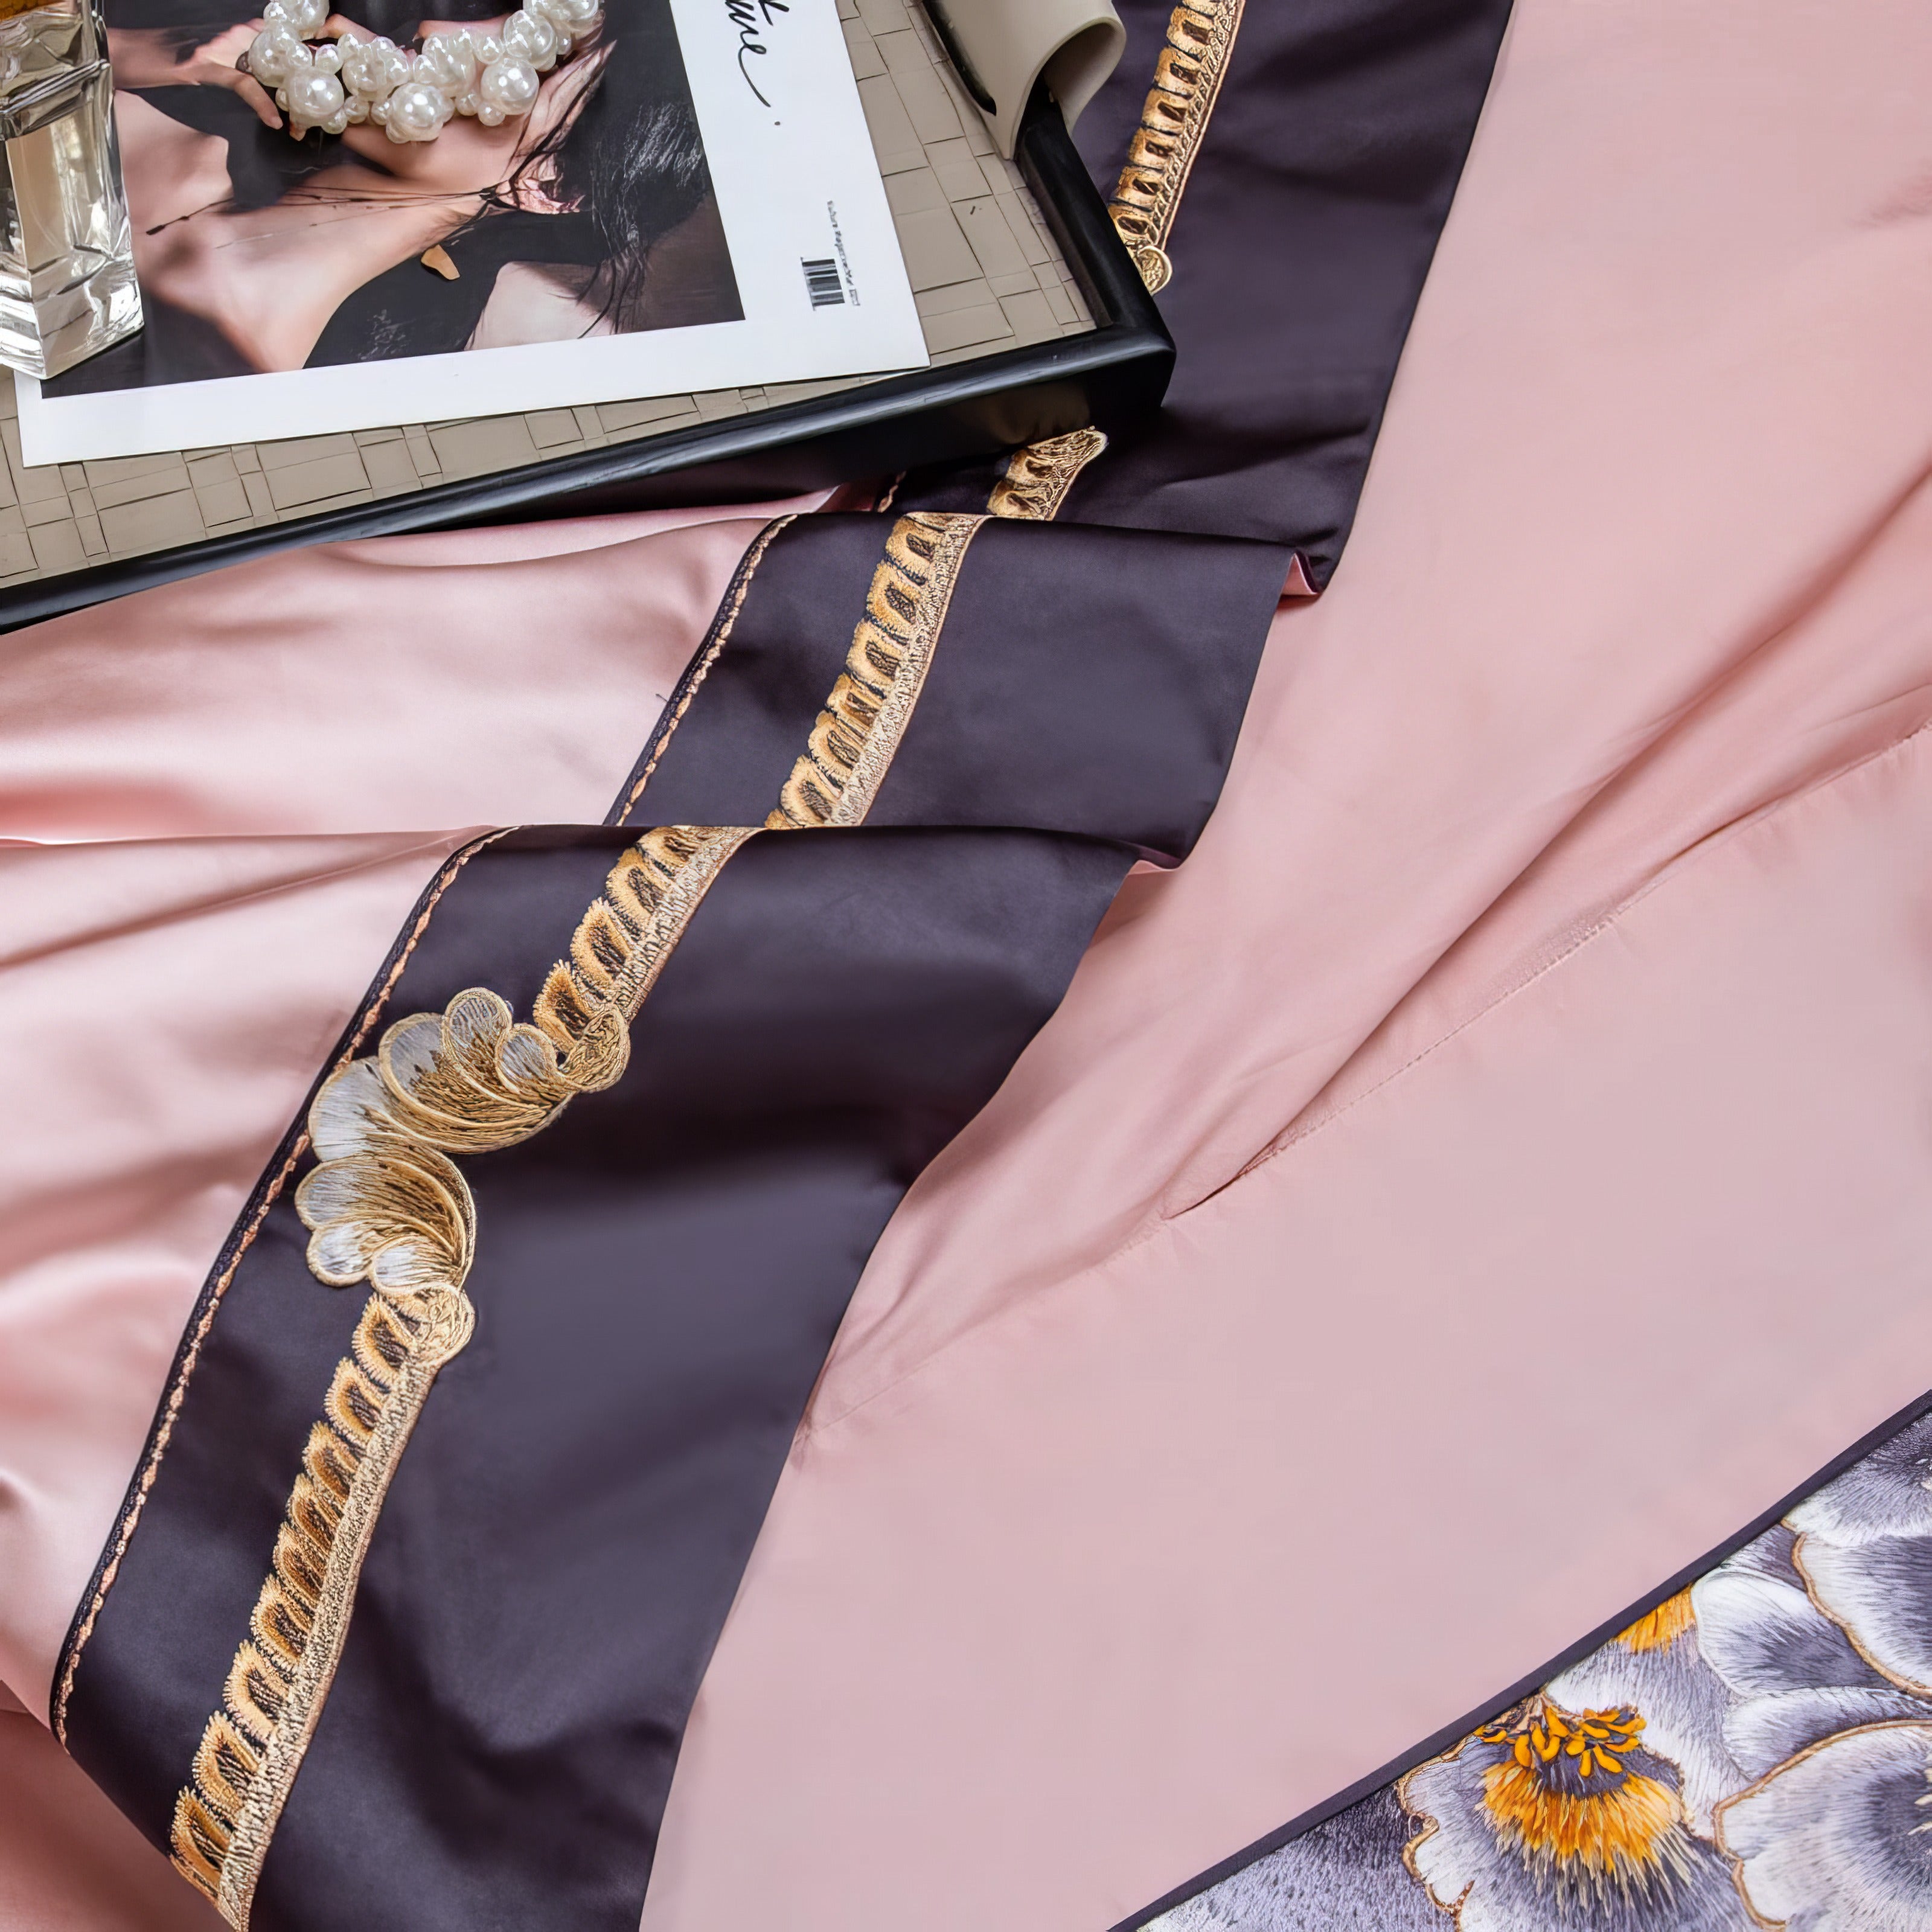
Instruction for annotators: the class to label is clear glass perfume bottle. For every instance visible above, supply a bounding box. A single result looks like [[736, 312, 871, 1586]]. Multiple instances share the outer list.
[[0, 0, 139, 379]]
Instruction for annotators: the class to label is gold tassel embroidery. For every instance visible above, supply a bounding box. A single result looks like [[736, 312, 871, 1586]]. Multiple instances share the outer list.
[[766, 511, 986, 831], [1107, 0, 1246, 293], [171, 1290, 473, 1921], [987, 427, 1109, 522]]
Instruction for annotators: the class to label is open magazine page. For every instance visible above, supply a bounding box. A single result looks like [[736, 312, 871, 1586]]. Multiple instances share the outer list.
[[17, 0, 926, 463]]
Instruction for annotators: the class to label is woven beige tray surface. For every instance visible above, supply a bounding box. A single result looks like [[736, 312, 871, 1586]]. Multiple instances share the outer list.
[[0, 0, 1091, 586]]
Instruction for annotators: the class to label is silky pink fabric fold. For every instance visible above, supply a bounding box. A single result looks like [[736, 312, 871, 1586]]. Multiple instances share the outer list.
[[0, 503, 784, 843], [807, 0, 1932, 1410], [0, 1714, 220, 1931], [636, 0, 1932, 1924], [650, 729, 1932, 1931]]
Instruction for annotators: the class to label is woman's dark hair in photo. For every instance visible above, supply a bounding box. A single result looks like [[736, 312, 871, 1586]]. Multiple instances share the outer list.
[[500, 0, 715, 327], [304, 0, 735, 365]]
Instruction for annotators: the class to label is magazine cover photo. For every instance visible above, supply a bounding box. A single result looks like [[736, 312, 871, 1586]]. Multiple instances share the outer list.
[[21, 0, 924, 461], [60, 0, 740, 389]]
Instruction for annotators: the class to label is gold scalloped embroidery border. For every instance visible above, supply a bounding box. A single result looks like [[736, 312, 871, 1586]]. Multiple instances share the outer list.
[[171, 1287, 473, 1917], [987, 429, 1109, 521], [169, 508, 990, 1924], [766, 511, 987, 831], [170, 825, 752, 1925], [51, 831, 509, 1750], [1108, 0, 1247, 293]]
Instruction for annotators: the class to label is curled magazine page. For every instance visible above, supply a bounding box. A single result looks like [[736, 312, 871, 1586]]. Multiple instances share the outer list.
[[922, 0, 1122, 156]]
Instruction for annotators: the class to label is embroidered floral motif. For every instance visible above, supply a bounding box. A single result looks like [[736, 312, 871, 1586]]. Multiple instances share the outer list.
[[51, 835, 507, 1751], [1718, 1723, 1932, 1930], [1153, 1409, 1932, 1931], [1549, 1592, 1743, 1839], [1709, 1429, 1932, 1931], [1107, 0, 1245, 293], [1400, 1690, 1751, 1929]]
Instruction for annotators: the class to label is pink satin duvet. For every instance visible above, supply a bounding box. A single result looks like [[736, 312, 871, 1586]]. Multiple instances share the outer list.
[[5, 0, 1932, 1921]]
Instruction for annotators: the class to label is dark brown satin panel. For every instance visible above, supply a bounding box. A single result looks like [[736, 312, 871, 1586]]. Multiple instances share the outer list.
[[904, 0, 1514, 579], [629, 513, 1289, 860], [57, 513, 1278, 1932]]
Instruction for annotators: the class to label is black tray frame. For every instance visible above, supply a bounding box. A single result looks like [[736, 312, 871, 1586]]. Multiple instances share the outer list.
[[0, 94, 1168, 631]]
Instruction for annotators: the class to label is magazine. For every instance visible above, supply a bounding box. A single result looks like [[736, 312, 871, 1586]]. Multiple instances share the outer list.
[[16, 0, 927, 463]]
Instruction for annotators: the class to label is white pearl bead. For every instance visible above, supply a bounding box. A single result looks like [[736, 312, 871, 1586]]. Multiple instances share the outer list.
[[382, 75, 453, 141], [478, 53, 538, 114], [246, 22, 304, 85], [415, 30, 478, 92], [284, 68, 347, 133], [340, 34, 409, 102], [472, 33, 502, 63], [501, 10, 558, 71], [275, 0, 328, 36], [530, 0, 599, 31]]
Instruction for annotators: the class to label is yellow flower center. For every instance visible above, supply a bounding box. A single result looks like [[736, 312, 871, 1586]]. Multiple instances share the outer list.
[[1474, 1701, 1690, 1901]]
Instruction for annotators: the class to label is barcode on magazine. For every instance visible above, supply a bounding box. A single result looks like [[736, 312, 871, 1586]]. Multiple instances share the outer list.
[[802, 257, 846, 308]]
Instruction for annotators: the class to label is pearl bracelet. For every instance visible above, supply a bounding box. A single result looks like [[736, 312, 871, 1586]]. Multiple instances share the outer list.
[[242, 0, 604, 142]]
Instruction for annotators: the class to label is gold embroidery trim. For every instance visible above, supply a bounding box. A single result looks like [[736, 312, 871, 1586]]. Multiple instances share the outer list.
[[1107, 0, 1246, 293], [171, 1288, 473, 1922], [52, 831, 508, 1748], [168, 502, 987, 1923], [766, 510, 987, 831], [171, 822, 752, 1925], [987, 428, 1109, 521]]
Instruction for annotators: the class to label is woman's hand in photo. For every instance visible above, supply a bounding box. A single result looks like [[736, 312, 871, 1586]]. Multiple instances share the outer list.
[[105, 23, 284, 129]]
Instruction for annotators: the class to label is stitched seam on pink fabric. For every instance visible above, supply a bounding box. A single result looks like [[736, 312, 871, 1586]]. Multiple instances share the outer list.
[[801, 712, 1932, 1442], [1154, 462, 1932, 1230], [51, 827, 510, 1741], [615, 514, 796, 827], [1212, 711, 1932, 1202]]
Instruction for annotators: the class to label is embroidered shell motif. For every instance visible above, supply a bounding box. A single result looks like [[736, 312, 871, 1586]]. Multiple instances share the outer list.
[[296, 987, 583, 1302]]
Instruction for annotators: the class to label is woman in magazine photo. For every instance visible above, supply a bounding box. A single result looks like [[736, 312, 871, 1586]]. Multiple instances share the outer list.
[[50, 0, 742, 392]]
